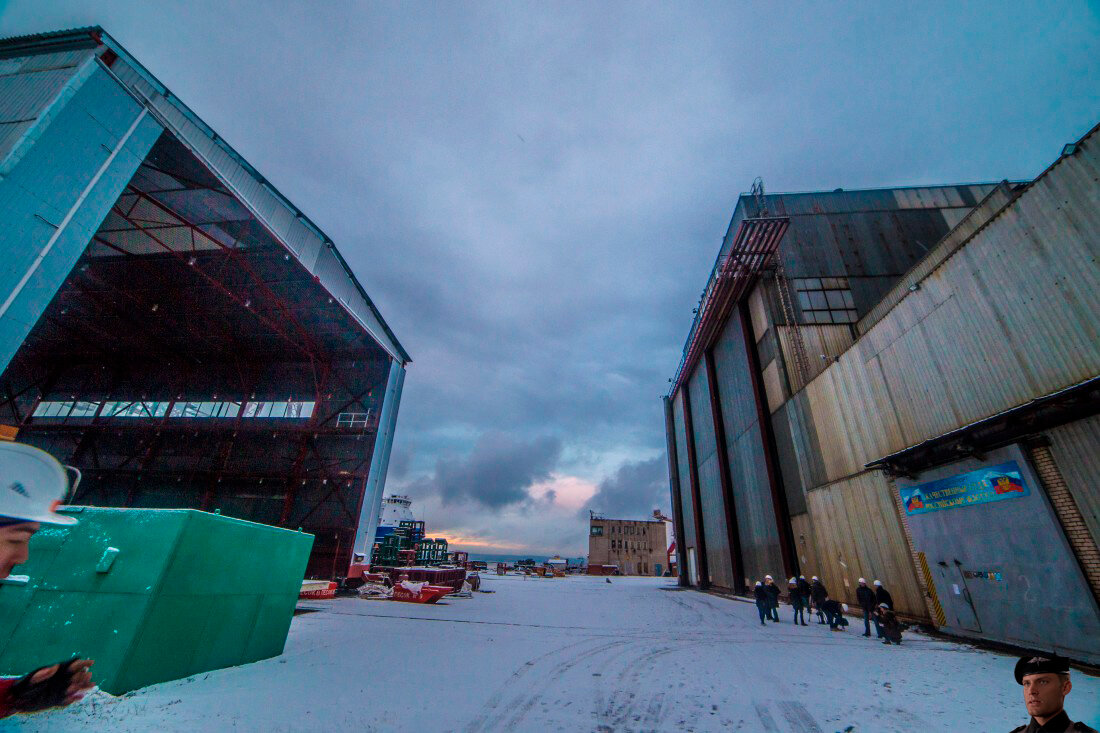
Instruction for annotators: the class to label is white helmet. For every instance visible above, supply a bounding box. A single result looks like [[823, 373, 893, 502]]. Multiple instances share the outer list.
[[788, 577, 796, 584], [0, 442, 77, 525], [811, 576, 819, 581], [764, 574, 773, 580], [874, 580, 883, 587], [755, 581, 762, 586], [858, 577, 866, 584]]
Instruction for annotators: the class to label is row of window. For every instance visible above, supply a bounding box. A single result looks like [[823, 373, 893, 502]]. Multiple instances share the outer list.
[[591, 523, 650, 536], [609, 539, 650, 552], [792, 277, 859, 324], [32, 400, 317, 421]]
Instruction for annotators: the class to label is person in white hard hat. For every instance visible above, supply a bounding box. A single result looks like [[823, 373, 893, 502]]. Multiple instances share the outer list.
[[0, 442, 94, 719], [763, 575, 780, 621], [856, 578, 879, 637]]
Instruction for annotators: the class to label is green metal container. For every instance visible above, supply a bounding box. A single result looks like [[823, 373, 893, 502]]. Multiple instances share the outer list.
[[0, 507, 313, 694]]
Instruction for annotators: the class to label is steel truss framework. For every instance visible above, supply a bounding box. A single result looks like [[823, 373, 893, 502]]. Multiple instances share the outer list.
[[0, 132, 393, 578]]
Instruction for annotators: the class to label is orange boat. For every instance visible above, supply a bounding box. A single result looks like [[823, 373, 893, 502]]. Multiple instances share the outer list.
[[391, 581, 453, 604]]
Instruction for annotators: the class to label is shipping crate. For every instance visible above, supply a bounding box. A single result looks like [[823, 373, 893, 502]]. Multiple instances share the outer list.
[[0, 507, 313, 694]]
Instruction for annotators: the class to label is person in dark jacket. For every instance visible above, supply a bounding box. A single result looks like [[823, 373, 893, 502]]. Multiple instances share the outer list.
[[788, 577, 808, 625], [876, 604, 902, 644], [1010, 655, 1097, 732], [821, 599, 848, 631], [856, 578, 879, 637], [810, 576, 829, 624], [874, 579, 893, 610], [797, 575, 812, 618], [753, 581, 769, 626], [763, 575, 781, 621]]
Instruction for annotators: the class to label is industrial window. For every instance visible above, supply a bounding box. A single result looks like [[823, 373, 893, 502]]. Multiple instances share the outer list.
[[69, 401, 102, 418], [793, 277, 857, 324], [32, 401, 76, 418], [171, 401, 242, 419], [590, 526, 603, 536], [242, 400, 315, 419], [102, 401, 170, 418], [336, 411, 371, 428]]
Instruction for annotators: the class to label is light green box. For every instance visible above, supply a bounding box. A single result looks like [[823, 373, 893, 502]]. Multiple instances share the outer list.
[[0, 507, 313, 694]]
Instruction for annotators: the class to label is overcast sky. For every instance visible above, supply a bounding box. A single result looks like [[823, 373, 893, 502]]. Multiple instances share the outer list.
[[2, 2, 1097, 555]]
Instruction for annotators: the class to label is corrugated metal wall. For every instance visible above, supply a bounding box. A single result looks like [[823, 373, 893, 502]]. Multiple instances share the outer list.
[[804, 471, 925, 616], [711, 312, 783, 585], [796, 134, 1100, 486], [671, 390, 698, 560], [0, 60, 163, 374], [1047, 414, 1100, 547], [0, 49, 94, 170], [687, 364, 735, 589]]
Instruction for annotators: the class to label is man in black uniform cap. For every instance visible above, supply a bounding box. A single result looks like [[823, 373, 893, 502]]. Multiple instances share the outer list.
[[1009, 654, 1096, 732]]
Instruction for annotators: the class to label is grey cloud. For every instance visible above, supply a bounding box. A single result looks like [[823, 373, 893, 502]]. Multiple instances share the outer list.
[[581, 456, 670, 520], [415, 433, 563, 509]]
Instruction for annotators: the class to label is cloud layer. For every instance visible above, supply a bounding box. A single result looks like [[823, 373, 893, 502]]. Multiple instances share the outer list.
[[4, 2, 1098, 555]]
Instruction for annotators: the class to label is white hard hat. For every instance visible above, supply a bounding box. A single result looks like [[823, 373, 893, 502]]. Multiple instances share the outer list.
[[788, 577, 796, 584], [811, 576, 818, 581], [765, 574, 772, 580], [755, 581, 762, 586], [0, 442, 76, 525], [858, 577, 866, 584], [874, 580, 882, 586]]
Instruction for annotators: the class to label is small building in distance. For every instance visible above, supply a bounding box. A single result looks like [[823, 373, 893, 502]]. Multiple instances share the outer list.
[[588, 514, 668, 576]]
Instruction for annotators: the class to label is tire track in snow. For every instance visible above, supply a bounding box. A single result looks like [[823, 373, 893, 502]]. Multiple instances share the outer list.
[[464, 637, 629, 733]]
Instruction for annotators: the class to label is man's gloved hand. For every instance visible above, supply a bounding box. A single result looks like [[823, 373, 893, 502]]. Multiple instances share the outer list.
[[8, 658, 95, 712]]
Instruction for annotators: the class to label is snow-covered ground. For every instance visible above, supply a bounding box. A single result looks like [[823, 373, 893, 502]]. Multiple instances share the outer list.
[[14, 573, 1100, 732]]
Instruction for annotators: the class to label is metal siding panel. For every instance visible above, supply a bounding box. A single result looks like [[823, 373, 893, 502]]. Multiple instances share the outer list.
[[688, 365, 733, 588], [770, 408, 807, 516], [773, 129, 1099, 488], [1047, 415, 1100, 546], [805, 472, 925, 617], [0, 67, 162, 373], [671, 390, 697, 551]]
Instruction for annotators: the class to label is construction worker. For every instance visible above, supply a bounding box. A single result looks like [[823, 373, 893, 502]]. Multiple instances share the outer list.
[[788, 577, 808, 625], [857, 578, 879, 637], [810, 576, 830, 624], [874, 579, 893, 609], [0, 442, 95, 719], [753, 581, 769, 625], [763, 575, 780, 621]]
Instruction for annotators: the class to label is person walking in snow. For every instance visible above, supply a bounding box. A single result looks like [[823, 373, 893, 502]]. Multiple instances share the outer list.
[[810, 576, 829, 624], [797, 575, 812, 615], [753, 581, 769, 626], [788, 577, 808, 625], [856, 578, 879, 637], [874, 579, 893, 610], [763, 575, 781, 621]]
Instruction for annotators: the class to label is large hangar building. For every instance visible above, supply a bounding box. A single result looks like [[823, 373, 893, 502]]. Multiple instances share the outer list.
[[0, 28, 410, 579], [665, 125, 1100, 662]]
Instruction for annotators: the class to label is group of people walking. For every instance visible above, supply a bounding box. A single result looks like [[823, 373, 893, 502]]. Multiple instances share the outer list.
[[753, 574, 903, 644]]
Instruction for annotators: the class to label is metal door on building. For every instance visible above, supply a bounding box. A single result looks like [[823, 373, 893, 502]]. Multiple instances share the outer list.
[[933, 561, 981, 632]]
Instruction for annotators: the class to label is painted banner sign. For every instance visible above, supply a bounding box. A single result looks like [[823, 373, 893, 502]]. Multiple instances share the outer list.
[[899, 460, 1029, 516]]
